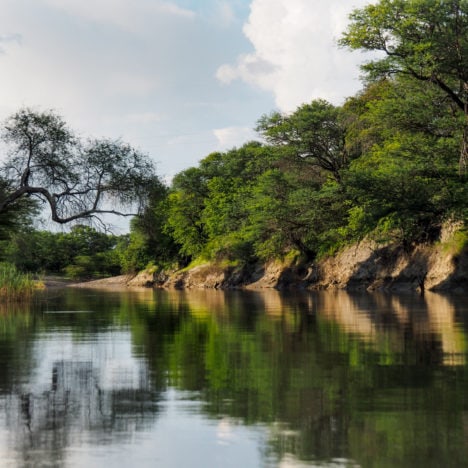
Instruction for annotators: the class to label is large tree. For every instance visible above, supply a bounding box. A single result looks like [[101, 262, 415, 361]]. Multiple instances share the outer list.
[[0, 108, 157, 226], [0, 177, 38, 240], [256, 100, 348, 183], [340, 0, 468, 172]]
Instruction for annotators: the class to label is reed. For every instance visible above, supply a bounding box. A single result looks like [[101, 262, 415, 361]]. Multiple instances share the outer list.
[[0, 263, 43, 302]]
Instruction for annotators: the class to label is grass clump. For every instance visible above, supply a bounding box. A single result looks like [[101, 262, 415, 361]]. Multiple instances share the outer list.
[[441, 228, 468, 256], [0, 262, 42, 301]]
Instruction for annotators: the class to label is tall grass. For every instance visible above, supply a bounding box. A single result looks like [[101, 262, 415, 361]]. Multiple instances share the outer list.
[[0, 263, 42, 302]]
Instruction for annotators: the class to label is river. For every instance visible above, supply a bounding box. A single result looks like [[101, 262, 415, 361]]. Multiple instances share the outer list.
[[0, 287, 467, 467]]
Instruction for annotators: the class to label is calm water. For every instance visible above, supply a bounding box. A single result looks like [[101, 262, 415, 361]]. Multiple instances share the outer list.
[[0, 288, 467, 467]]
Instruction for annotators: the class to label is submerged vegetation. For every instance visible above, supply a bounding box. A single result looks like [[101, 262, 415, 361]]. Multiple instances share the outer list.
[[0, 0, 467, 287]]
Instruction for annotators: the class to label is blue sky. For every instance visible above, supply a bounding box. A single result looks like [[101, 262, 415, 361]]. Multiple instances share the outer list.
[[0, 0, 370, 183]]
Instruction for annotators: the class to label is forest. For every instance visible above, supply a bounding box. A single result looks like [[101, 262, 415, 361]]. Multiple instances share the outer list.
[[1, 0, 467, 282]]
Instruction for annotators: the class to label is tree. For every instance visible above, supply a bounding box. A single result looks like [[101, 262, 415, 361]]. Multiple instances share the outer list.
[[341, 77, 464, 244], [0, 108, 157, 226], [340, 0, 468, 172], [2, 225, 121, 276], [256, 100, 348, 182], [0, 177, 38, 241], [164, 143, 279, 263], [165, 167, 209, 260], [119, 179, 180, 272], [199, 143, 276, 261]]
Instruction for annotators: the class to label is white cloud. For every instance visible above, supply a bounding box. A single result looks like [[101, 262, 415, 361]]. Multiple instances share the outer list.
[[213, 126, 256, 150], [0, 0, 276, 180], [216, 0, 370, 112]]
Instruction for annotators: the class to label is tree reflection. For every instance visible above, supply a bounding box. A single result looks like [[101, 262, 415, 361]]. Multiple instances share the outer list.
[[140, 289, 468, 466], [0, 288, 467, 467], [6, 356, 160, 466], [0, 292, 162, 466]]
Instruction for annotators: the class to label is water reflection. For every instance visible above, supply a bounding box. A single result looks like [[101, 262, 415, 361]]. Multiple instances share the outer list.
[[0, 288, 466, 467]]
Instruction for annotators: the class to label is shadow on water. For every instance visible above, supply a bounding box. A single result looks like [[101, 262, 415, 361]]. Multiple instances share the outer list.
[[0, 287, 467, 467]]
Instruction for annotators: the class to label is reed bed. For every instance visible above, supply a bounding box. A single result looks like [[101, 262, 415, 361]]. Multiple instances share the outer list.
[[0, 263, 43, 302]]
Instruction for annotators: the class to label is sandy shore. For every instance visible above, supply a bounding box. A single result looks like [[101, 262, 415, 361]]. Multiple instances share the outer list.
[[42, 276, 78, 288], [39, 275, 132, 289], [68, 275, 133, 289]]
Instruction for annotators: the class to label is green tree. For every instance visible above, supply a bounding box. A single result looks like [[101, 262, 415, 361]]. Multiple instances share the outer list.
[[0, 178, 38, 241], [0, 108, 157, 226], [118, 179, 180, 272], [2, 230, 62, 272], [341, 77, 465, 244], [256, 100, 348, 182], [247, 169, 348, 260], [165, 143, 277, 263], [199, 143, 276, 261], [165, 167, 209, 260], [340, 0, 468, 172], [66, 225, 116, 256], [3, 225, 121, 277]]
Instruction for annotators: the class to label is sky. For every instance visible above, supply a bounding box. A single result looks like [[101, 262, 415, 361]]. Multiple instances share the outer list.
[[0, 0, 371, 184]]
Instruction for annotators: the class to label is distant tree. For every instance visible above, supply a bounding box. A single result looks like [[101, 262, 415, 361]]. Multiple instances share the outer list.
[[0, 108, 157, 227], [3, 225, 121, 277], [340, 0, 468, 172], [119, 179, 180, 272]]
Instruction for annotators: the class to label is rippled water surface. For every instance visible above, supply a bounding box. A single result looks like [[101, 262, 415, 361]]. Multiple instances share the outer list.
[[0, 288, 468, 467]]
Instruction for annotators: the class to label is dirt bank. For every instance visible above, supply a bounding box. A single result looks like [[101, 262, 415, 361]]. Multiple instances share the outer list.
[[70, 275, 134, 289], [70, 225, 468, 293]]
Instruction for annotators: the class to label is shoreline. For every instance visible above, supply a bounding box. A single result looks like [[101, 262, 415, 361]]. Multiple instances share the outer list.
[[56, 229, 468, 294]]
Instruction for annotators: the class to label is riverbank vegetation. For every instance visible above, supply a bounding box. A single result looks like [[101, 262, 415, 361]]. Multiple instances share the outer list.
[[0, 263, 41, 301], [0, 0, 467, 283]]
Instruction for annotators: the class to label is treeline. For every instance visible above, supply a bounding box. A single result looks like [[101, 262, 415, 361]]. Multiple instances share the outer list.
[[2, 225, 122, 279], [4, 76, 464, 278], [1, 0, 467, 278], [124, 0, 468, 273], [127, 77, 465, 271]]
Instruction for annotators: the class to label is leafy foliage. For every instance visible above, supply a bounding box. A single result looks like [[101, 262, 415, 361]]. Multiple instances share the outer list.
[[3, 1, 468, 275], [2, 225, 121, 279], [0, 108, 157, 226], [118, 179, 180, 273], [155, 74, 466, 267], [257, 100, 348, 182], [340, 0, 468, 171]]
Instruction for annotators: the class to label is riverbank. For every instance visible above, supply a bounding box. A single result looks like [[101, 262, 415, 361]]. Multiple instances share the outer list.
[[69, 239, 466, 294], [42, 276, 78, 289], [67, 224, 467, 293], [68, 275, 133, 289]]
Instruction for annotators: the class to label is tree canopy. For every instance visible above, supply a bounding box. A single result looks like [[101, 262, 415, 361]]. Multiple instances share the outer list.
[[0, 108, 157, 226], [340, 0, 468, 171], [256, 100, 348, 182]]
